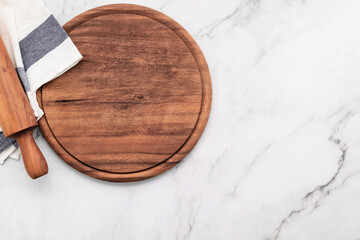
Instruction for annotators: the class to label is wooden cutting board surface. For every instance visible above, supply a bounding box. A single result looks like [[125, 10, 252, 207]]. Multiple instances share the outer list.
[[37, 4, 211, 182]]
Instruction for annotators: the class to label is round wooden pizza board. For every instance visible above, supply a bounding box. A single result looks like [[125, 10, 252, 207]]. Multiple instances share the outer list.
[[37, 4, 211, 182]]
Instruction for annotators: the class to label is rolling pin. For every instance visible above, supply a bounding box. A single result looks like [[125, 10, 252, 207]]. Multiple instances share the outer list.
[[0, 35, 48, 179]]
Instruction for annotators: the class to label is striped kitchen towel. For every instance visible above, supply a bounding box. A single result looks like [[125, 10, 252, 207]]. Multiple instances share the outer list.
[[0, 0, 83, 164]]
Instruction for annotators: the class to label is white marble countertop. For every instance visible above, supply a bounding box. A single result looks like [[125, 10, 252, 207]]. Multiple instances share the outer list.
[[1, 0, 360, 239]]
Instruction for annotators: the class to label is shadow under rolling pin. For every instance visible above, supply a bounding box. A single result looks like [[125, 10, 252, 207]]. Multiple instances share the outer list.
[[0, 35, 48, 179]]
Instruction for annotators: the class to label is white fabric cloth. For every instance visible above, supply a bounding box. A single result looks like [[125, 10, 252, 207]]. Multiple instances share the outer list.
[[0, 0, 82, 164]]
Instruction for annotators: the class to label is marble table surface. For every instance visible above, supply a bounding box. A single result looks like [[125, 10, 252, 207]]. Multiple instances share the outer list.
[[1, 0, 360, 239]]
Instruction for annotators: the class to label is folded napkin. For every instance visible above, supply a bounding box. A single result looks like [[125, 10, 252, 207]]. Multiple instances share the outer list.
[[0, 0, 82, 164]]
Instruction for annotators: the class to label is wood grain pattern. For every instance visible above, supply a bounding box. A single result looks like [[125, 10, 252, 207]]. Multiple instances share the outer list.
[[0, 36, 48, 179], [37, 4, 211, 182]]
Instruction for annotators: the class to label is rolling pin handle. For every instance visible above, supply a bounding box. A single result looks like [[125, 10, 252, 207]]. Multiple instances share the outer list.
[[14, 128, 48, 179]]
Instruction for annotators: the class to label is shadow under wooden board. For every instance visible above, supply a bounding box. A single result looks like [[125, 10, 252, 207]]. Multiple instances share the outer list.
[[36, 4, 212, 182]]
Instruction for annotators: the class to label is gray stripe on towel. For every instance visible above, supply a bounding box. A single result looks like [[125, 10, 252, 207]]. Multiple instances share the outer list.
[[16, 67, 30, 92], [19, 15, 68, 71], [0, 132, 16, 152]]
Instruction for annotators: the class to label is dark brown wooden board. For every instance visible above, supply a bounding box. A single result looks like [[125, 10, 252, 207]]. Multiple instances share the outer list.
[[37, 4, 211, 182]]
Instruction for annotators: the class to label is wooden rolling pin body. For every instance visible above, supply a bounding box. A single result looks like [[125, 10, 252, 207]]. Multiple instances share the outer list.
[[0, 36, 48, 179]]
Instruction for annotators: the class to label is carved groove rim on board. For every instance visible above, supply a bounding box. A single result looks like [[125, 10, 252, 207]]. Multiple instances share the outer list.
[[37, 4, 212, 182]]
